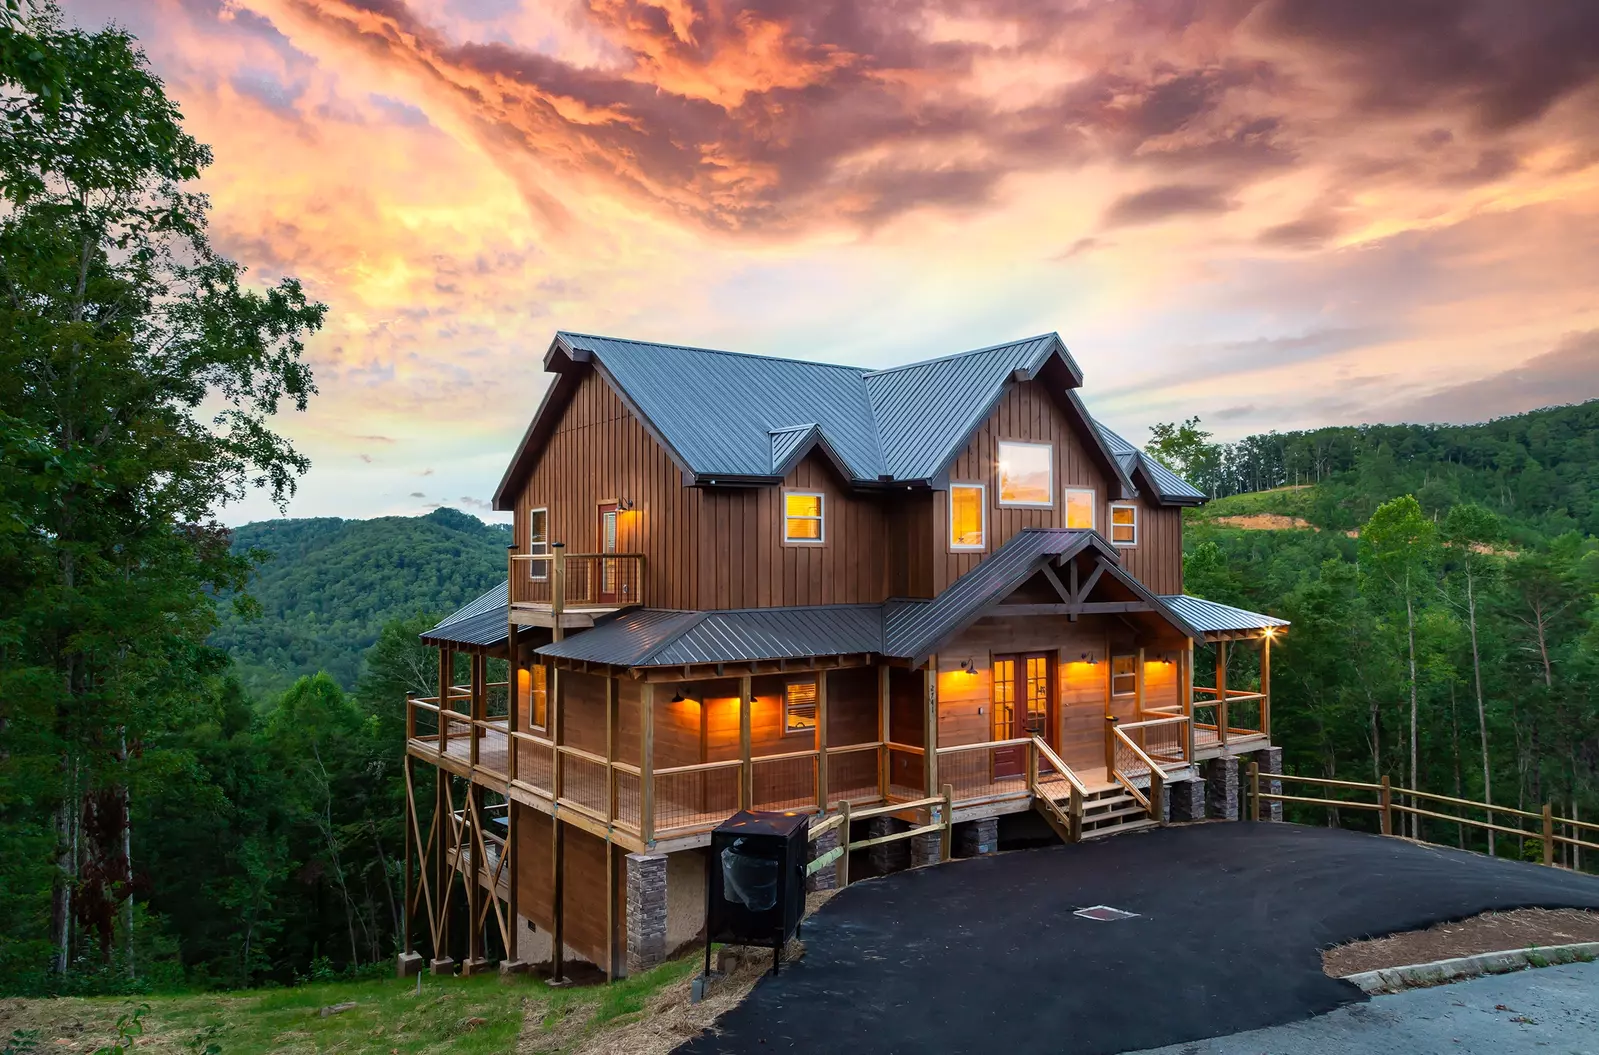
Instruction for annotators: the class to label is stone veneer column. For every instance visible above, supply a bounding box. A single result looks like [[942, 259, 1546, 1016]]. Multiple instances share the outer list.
[[1168, 778, 1205, 822], [625, 853, 668, 975], [1204, 754, 1240, 821], [909, 829, 941, 868], [806, 824, 840, 892], [1255, 746, 1284, 822], [955, 818, 999, 857], [866, 817, 911, 874]]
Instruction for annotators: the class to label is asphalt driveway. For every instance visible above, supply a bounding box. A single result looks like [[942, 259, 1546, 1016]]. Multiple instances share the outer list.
[[678, 823, 1599, 1055]]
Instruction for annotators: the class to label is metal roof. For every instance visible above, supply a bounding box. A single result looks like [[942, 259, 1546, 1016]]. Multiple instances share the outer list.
[[536, 605, 884, 668], [1159, 595, 1289, 634], [1095, 420, 1206, 502], [420, 581, 510, 648]]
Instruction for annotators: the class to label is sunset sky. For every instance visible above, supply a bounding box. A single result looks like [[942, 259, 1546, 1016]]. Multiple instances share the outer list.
[[62, 0, 1599, 524]]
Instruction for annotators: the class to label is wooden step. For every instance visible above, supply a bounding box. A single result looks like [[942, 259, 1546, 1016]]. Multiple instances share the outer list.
[[1080, 818, 1159, 841], [1083, 804, 1153, 825]]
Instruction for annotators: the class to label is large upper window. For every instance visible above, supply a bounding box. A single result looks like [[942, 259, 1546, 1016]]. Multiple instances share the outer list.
[[997, 441, 1053, 507], [1064, 488, 1096, 530], [785, 679, 818, 733], [1110, 502, 1138, 546], [949, 483, 986, 550], [784, 491, 825, 543], [528, 507, 549, 580]]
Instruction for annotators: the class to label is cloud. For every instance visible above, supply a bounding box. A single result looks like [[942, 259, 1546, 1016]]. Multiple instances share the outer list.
[[1102, 183, 1235, 228], [357, 453, 372, 463], [409, 491, 425, 497], [458, 496, 492, 510], [1373, 329, 1599, 424]]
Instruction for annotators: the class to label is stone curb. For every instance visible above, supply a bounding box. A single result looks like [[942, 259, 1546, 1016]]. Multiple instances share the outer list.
[[1340, 940, 1599, 994]]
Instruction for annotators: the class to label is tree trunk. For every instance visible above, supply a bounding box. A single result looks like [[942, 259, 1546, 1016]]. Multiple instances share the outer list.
[[1405, 582, 1420, 840], [1466, 565, 1493, 856]]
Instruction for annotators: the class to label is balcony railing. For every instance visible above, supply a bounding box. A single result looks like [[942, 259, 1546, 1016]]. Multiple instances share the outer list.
[[508, 552, 645, 610]]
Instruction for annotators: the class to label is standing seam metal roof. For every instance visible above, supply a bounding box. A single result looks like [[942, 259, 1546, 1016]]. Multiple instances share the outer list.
[[420, 581, 510, 648], [1158, 594, 1289, 633], [535, 605, 884, 667], [1095, 420, 1206, 502]]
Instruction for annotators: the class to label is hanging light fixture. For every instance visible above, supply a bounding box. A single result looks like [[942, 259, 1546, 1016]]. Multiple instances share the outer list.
[[670, 685, 686, 703]]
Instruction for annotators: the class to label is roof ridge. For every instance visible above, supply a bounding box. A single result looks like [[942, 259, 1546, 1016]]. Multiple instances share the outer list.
[[861, 333, 1059, 378], [560, 331, 869, 375]]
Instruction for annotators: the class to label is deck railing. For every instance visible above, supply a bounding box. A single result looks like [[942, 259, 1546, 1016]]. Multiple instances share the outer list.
[[824, 742, 884, 805], [1192, 687, 1269, 748], [935, 738, 1032, 803], [1110, 726, 1166, 822], [750, 749, 819, 813], [508, 552, 645, 609], [1119, 715, 1190, 766]]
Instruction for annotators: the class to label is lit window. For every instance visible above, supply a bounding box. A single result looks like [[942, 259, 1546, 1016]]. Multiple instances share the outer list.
[[528, 507, 549, 580], [785, 680, 818, 733], [519, 664, 548, 728], [950, 484, 985, 549], [997, 441, 1052, 507], [1111, 655, 1136, 697], [1064, 488, 1095, 530], [1110, 503, 1137, 546], [784, 491, 825, 543]]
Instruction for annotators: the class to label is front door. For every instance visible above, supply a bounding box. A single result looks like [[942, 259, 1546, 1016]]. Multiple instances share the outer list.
[[991, 651, 1054, 777], [598, 503, 619, 604]]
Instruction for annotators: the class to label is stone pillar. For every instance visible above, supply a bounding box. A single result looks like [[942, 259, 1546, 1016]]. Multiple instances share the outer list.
[[955, 818, 998, 857], [625, 853, 668, 975], [806, 824, 840, 892], [1255, 746, 1284, 822], [1204, 754, 1239, 821], [1168, 778, 1205, 823], [866, 817, 910, 874], [909, 830, 941, 868]]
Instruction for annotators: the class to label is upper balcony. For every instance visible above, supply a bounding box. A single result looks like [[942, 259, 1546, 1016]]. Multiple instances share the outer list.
[[508, 549, 645, 629]]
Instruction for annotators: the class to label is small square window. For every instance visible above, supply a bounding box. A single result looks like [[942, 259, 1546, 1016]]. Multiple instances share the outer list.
[[950, 483, 985, 550], [1110, 503, 1138, 546], [1064, 488, 1095, 530], [785, 680, 818, 733], [998, 441, 1053, 507], [1111, 655, 1137, 697], [784, 491, 825, 543]]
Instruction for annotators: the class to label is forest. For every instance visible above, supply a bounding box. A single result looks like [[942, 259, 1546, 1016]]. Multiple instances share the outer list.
[[0, 0, 1596, 1003]]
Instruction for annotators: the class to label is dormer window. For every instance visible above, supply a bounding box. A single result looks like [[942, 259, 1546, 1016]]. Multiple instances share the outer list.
[[1110, 502, 1138, 546], [949, 483, 986, 550], [783, 490, 825, 544], [997, 441, 1052, 507]]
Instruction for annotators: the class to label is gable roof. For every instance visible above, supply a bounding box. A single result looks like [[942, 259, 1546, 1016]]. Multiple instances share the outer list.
[[1096, 421, 1206, 504], [494, 330, 1149, 508]]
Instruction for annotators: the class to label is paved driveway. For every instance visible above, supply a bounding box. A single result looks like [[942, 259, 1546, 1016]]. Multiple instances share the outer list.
[[678, 823, 1599, 1055]]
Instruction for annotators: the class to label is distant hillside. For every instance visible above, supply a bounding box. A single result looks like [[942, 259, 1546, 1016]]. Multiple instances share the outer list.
[[213, 507, 511, 696]]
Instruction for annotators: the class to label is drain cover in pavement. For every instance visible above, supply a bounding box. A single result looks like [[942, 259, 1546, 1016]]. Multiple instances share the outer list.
[[1074, 905, 1139, 921]]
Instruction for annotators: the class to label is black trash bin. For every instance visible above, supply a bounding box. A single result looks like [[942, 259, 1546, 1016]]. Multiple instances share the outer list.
[[704, 810, 809, 975]]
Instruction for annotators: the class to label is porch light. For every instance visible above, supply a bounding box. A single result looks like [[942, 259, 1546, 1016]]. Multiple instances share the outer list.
[[670, 685, 686, 703], [1081, 652, 1097, 665], [959, 659, 979, 676]]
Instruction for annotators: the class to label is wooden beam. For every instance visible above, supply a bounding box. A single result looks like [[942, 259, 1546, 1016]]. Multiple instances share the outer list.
[[739, 675, 753, 809], [1076, 561, 1107, 601], [641, 682, 655, 844], [1216, 640, 1229, 748], [1135, 645, 1145, 719], [816, 669, 829, 814], [996, 601, 1152, 616], [1038, 563, 1072, 603], [1260, 632, 1272, 740], [402, 755, 414, 957], [925, 657, 939, 796]]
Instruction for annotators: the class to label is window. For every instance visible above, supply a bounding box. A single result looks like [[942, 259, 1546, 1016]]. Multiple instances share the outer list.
[[997, 441, 1053, 507], [1110, 502, 1138, 546], [528, 507, 549, 580], [1111, 655, 1137, 697], [1064, 488, 1096, 530], [785, 679, 818, 733], [519, 664, 548, 729], [784, 491, 825, 543], [949, 483, 986, 550]]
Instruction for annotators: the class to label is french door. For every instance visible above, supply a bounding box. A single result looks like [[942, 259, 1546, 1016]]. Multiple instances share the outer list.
[[598, 503, 619, 604], [991, 651, 1053, 778]]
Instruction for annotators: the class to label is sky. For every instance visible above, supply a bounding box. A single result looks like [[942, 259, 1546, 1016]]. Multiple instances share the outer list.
[[60, 0, 1599, 524]]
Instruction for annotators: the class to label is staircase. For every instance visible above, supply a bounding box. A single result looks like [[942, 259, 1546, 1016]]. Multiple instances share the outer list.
[[1077, 785, 1158, 838]]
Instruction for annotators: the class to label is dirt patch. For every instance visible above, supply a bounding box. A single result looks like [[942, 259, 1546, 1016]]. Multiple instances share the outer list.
[[1213, 513, 1314, 531], [1323, 907, 1599, 977]]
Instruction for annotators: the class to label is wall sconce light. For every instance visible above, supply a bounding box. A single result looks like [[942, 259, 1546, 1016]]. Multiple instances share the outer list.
[[670, 685, 686, 703], [1080, 652, 1097, 665], [618, 497, 636, 512], [959, 659, 979, 676]]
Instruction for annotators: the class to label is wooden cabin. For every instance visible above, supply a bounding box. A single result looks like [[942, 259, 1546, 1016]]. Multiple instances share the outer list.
[[398, 332, 1287, 980]]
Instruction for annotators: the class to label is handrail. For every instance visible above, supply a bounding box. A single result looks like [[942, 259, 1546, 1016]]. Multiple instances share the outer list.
[[610, 760, 642, 776], [750, 747, 820, 764], [1111, 726, 1165, 816], [1032, 737, 1088, 797], [849, 794, 943, 821], [825, 740, 883, 754], [933, 736, 1032, 755], [556, 744, 608, 766], [511, 551, 647, 561], [886, 741, 928, 756], [508, 729, 554, 746], [1118, 715, 1189, 731], [409, 699, 442, 714], [655, 757, 744, 777]]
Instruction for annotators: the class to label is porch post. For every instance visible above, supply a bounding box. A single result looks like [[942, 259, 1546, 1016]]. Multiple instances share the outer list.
[[641, 682, 655, 843], [878, 665, 891, 802], [1261, 632, 1272, 740], [506, 544, 519, 786], [924, 657, 939, 797], [606, 676, 617, 824], [551, 542, 566, 643], [1216, 639, 1229, 749], [437, 645, 450, 753], [469, 653, 485, 769], [1134, 645, 1145, 720], [550, 662, 564, 982], [739, 675, 753, 809], [816, 669, 829, 812], [1181, 638, 1196, 762]]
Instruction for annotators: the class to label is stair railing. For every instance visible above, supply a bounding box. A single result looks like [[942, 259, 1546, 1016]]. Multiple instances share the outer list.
[[1110, 726, 1167, 824], [1028, 737, 1087, 843]]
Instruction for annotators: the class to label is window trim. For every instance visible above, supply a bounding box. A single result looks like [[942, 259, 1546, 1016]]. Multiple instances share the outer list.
[[782, 489, 826, 546], [1110, 655, 1137, 697], [784, 678, 819, 734], [996, 440, 1055, 508], [948, 482, 987, 551], [1063, 487, 1097, 531], [1109, 501, 1139, 547], [528, 506, 549, 580]]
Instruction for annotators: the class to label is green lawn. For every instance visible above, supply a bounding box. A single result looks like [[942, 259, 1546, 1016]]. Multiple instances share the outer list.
[[1, 954, 703, 1055]]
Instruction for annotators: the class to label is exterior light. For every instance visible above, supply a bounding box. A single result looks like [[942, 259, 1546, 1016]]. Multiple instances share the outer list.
[[670, 685, 686, 703], [959, 659, 979, 676]]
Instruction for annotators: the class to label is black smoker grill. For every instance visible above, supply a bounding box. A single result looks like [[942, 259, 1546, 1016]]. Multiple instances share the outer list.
[[703, 810, 809, 975]]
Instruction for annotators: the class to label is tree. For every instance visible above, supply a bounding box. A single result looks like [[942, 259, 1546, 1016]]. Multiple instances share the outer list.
[[0, 4, 324, 980], [1146, 416, 1221, 493], [1360, 496, 1439, 836], [1440, 503, 1502, 852]]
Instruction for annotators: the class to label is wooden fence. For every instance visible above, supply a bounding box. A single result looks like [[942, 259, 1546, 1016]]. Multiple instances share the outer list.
[[805, 784, 955, 888], [1247, 764, 1599, 870]]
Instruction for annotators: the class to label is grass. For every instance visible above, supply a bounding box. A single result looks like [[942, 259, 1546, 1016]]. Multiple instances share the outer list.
[[0, 954, 706, 1055], [1193, 486, 1317, 522]]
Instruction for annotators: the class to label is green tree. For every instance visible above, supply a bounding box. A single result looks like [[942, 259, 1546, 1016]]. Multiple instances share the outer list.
[[0, 4, 324, 981], [1147, 416, 1221, 493], [1440, 503, 1502, 852]]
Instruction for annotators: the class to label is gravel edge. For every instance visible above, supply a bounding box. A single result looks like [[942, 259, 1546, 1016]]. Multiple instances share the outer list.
[[1341, 941, 1599, 993]]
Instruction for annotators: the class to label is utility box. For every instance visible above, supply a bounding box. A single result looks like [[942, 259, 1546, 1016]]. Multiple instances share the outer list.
[[704, 810, 809, 975]]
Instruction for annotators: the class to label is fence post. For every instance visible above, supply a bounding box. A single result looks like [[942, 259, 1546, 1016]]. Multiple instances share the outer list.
[[1151, 769, 1165, 826], [1379, 775, 1392, 836], [837, 800, 852, 889], [1249, 761, 1260, 822], [940, 783, 954, 862], [1543, 804, 1555, 867]]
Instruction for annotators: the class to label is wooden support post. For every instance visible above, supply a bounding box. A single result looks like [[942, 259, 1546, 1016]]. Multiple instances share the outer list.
[[1543, 804, 1555, 867], [433, 770, 451, 970], [1216, 640, 1229, 748], [641, 683, 655, 844], [1181, 639, 1196, 762], [1379, 775, 1392, 836], [606, 676, 617, 824], [438, 646, 450, 752], [1151, 768, 1165, 826], [1068, 786, 1084, 843], [604, 844, 616, 982], [816, 669, 829, 814], [877, 665, 891, 802], [939, 783, 954, 862], [550, 820, 564, 983], [1261, 632, 1272, 740], [1249, 761, 1260, 822], [504, 797, 519, 969], [507, 614, 519, 788], [469, 653, 485, 769], [465, 785, 484, 970], [837, 800, 852, 889], [739, 675, 753, 810], [924, 657, 939, 797], [1104, 716, 1117, 777], [402, 755, 414, 957], [551, 543, 566, 643], [1135, 645, 1145, 719]]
